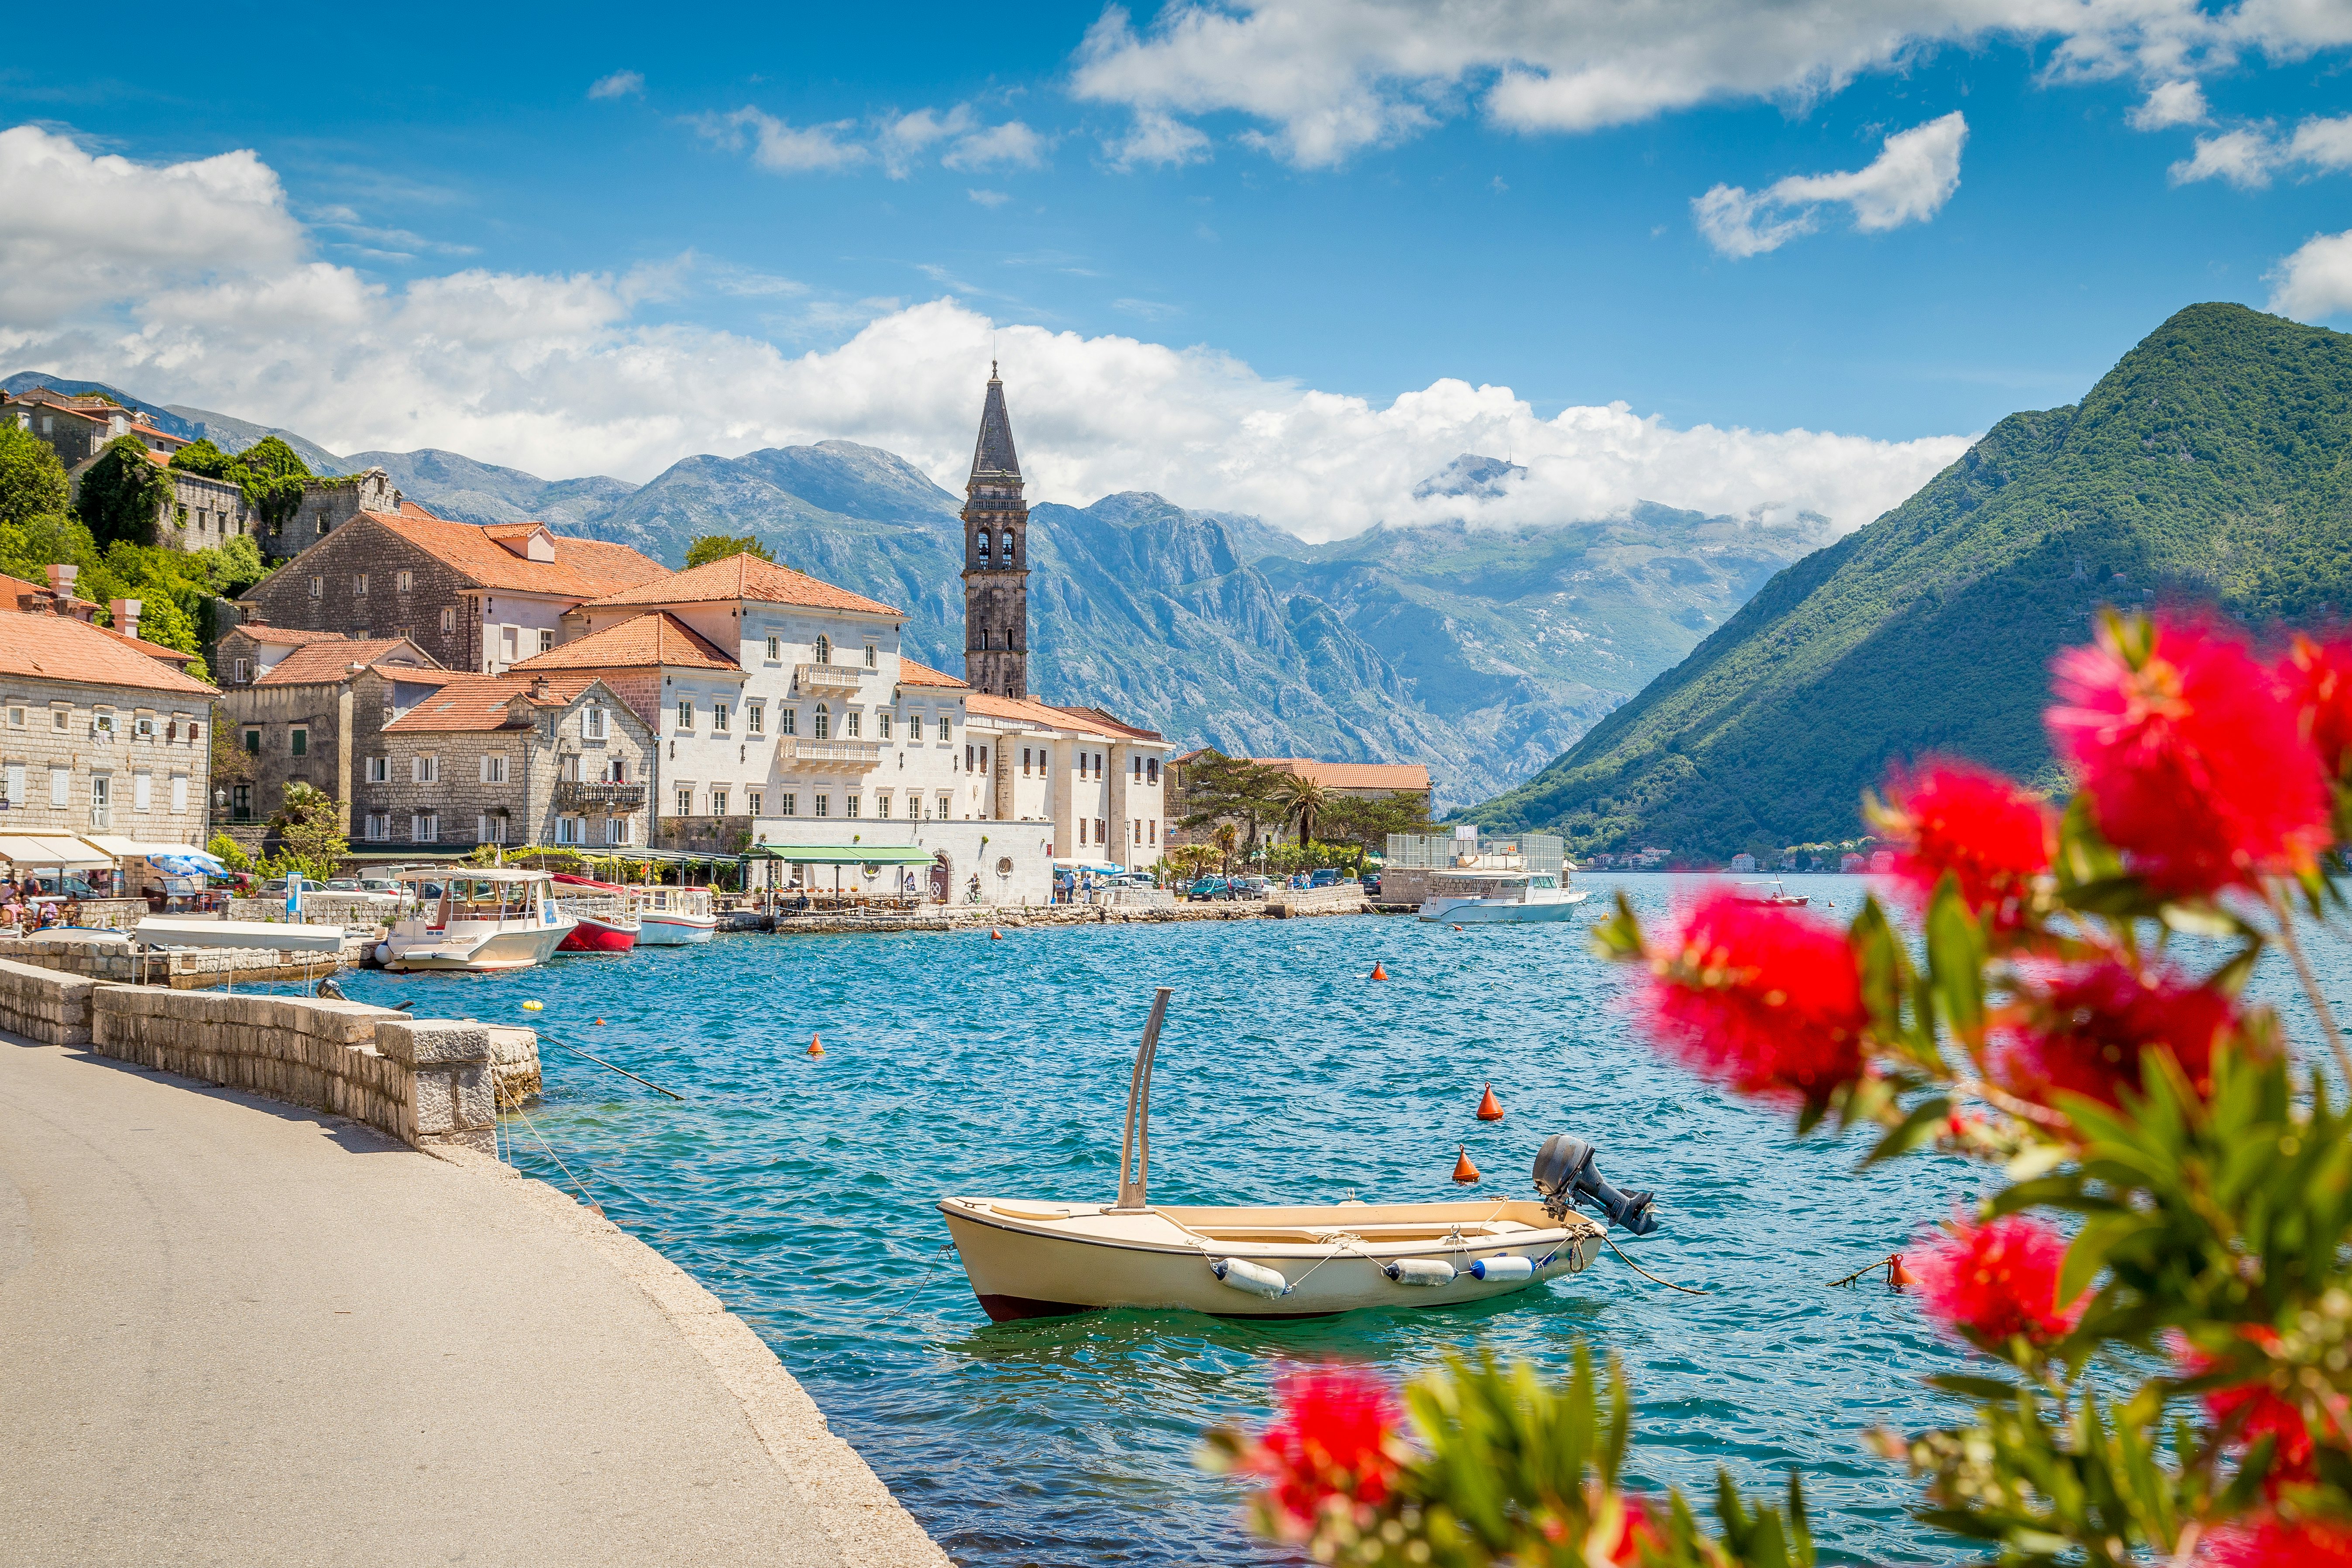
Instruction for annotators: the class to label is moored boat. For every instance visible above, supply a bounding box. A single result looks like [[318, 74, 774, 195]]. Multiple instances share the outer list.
[[550, 873, 642, 951], [374, 869, 577, 973], [1417, 871, 1589, 923], [939, 989, 1659, 1322], [1733, 878, 1809, 907], [632, 884, 718, 946]]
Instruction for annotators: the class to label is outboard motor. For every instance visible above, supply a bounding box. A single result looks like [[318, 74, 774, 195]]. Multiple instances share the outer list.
[[1533, 1134, 1660, 1235]]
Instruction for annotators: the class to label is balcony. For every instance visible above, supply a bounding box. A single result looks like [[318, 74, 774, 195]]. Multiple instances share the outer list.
[[794, 662, 864, 692], [778, 737, 882, 772], [554, 780, 648, 810]]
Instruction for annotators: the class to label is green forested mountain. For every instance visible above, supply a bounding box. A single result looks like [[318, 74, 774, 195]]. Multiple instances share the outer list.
[[1472, 303, 2352, 858]]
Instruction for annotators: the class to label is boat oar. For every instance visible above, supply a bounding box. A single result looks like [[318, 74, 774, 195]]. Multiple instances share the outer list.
[[536, 1031, 686, 1100]]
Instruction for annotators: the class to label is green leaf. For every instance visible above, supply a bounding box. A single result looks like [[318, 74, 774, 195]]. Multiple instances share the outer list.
[[1925, 876, 1988, 1046], [1862, 1096, 1952, 1168], [2059, 1212, 2143, 1305], [1924, 1373, 2026, 1401], [1588, 890, 1647, 964]]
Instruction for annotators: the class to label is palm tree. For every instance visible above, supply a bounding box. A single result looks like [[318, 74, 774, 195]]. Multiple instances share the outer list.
[[1273, 774, 1333, 851], [1213, 822, 1239, 877]]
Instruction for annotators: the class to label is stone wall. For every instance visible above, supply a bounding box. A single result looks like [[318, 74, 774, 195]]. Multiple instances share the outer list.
[[1265, 884, 1371, 917], [0, 930, 358, 986], [0, 957, 94, 1045], [225, 894, 392, 933]]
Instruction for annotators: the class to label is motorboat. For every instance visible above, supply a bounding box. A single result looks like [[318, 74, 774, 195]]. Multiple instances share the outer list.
[[1733, 878, 1809, 907], [549, 873, 642, 951], [631, 884, 718, 945], [1416, 871, 1589, 923], [938, 989, 1658, 1322], [373, 870, 578, 973]]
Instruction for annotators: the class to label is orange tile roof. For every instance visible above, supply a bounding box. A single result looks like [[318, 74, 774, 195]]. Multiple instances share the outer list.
[[234, 624, 347, 647], [1050, 704, 1165, 742], [0, 609, 217, 695], [384, 674, 601, 732], [101, 628, 197, 666], [966, 692, 1116, 737], [1260, 758, 1432, 792], [363, 512, 669, 598], [896, 657, 969, 688], [583, 551, 900, 616], [0, 572, 40, 606], [254, 638, 439, 687], [509, 611, 739, 674]]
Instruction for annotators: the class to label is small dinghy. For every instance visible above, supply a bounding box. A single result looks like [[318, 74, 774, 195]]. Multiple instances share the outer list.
[[939, 988, 1662, 1322]]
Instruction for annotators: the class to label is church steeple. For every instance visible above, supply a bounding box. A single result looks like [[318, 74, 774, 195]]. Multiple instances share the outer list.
[[961, 364, 1030, 699]]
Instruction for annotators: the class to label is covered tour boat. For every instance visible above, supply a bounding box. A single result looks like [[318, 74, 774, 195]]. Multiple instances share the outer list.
[[631, 884, 718, 946], [939, 989, 1659, 1322], [374, 870, 577, 973], [549, 873, 642, 951], [1406, 829, 1588, 923]]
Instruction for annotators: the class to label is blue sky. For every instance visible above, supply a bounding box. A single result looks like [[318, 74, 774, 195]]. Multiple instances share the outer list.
[[3, 3, 2349, 536]]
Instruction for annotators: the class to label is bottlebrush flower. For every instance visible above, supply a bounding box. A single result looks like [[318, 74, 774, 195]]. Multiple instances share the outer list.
[[2047, 615, 2331, 897], [2178, 1330, 2326, 1495], [2292, 634, 2352, 785], [1642, 888, 1870, 1106], [1993, 959, 2238, 1107], [1240, 1367, 1405, 1537], [1912, 1214, 2084, 1348], [1593, 1493, 1661, 1566], [1879, 761, 2053, 932], [2201, 1515, 2352, 1568]]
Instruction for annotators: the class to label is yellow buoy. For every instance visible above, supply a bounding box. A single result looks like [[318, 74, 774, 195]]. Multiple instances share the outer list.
[[521, 1000, 544, 1012]]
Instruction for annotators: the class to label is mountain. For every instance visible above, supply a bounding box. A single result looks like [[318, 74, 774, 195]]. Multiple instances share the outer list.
[[1471, 303, 2352, 857], [341, 448, 636, 531]]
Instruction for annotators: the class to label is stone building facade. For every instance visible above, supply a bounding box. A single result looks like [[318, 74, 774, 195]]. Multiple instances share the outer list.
[[213, 637, 444, 828], [259, 470, 403, 563], [960, 367, 1031, 700], [368, 675, 653, 854], [2, 387, 178, 468], [0, 605, 218, 850]]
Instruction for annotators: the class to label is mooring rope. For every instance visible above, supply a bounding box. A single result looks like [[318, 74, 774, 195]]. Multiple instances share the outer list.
[[1603, 1234, 1709, 1295], [867, 1242, 960, 1331], [536, 1030, 686, 1100], [505, 1100, 605, 1218]]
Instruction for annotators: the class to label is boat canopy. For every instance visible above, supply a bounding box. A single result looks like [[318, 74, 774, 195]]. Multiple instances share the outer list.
[[1052, 858, 1124, 873], [744, 844, 936, 866], [133, 917, 346, 953], [394, 867, 550, 884]]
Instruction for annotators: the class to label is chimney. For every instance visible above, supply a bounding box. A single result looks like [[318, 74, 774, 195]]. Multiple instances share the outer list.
[[244, 609, 268, 627], [110, 598, 142, 642], [530, 676, 550, 701], [45, 564, 76, 603]]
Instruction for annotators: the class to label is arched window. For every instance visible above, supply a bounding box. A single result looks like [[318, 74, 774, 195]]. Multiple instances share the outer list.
[[1001, 530, 1016, 563], [815, 703, 831, 740], [977, 531, 991, 563], [815, 635, 831, 665]]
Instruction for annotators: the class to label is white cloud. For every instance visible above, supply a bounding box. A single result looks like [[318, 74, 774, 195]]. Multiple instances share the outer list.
[[2170, 112, 2352, 188], [967, 188, 1011, 206], [1695, 113, 1967, 258], [1071, 0, 2352, 168], [1104, 108, 1213, 168], [2269, 229, 2352, 320], [695, 108, 870, 173], [0, 124, 1969, 544], [588, 70, 644, 101], [2127, 79, 2208, 128], [941, 120, 1047, 171]]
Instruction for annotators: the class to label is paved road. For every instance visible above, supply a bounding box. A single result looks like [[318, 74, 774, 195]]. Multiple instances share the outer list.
[[0, 1035, 853, 1568]]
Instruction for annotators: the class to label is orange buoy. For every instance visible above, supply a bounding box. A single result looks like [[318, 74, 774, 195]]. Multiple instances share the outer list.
[[1451, 1145, 1480, 1183], [1452, 923, 1464, 932], [1888, 1253, 1912, 1289], [1370, 960, 1389, 981], [990, 928, 1003, 941], [808, 1033, 825, 1058], [1475, 1082, 1504, 1121], [594, 1018, 605, 1026]]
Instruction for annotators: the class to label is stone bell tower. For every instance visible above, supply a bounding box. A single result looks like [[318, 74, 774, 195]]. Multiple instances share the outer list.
[[961, 364, 1030, 698]]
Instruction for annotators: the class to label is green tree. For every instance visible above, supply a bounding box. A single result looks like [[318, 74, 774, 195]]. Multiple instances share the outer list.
[[684, 533, 775, 569], [227, 435, 312, 536], [260, 781, 348, 882], [1177, 750, 1289, 856], [205, 833, 252, 873], [73, 436, 171, 547], [1318, 790, 1437, 856], [1272, 772, 1333, 845], [0, 424, 70, 528], [167, 437, 237, 479]]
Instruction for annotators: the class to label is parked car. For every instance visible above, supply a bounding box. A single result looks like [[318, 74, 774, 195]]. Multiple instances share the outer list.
[[1186, 876, 1236, 900], [31, 873, 103, 899], [1308, 868, 1345, 889], [1230, 875, 1272, 898]]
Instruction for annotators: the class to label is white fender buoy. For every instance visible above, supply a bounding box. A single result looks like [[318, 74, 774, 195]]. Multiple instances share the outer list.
[[373, 943, 391, 966], [1470, 1255, 1534, 1282], [1211, 1257, 1289, 1298], [1385, 1258, 1457, 1287]]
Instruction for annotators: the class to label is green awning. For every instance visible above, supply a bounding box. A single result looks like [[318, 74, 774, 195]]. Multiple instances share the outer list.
[[746, 844, 937, 866]]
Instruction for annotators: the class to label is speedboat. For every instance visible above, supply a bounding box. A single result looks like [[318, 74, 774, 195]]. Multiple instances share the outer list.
[[631, 884, 718, 945], [1733, 878, 1809, 907], [549, 873, 642, 951], [1417, 871, 1589, 923], [374, 869, 577, 972], [938, 989, 1657, 1322]]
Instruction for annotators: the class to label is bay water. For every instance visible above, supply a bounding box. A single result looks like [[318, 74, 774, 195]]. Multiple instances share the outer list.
[[337, 874, 2351, 1566]]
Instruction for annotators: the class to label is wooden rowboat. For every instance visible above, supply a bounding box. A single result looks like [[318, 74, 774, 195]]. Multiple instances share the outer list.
[[938, 988, 1654, 1323]]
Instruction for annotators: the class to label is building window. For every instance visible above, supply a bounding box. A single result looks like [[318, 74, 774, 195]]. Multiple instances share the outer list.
[[5, 706, 20, 727], [243, 728, 259, 754], [815, 794, 829, 818], [396, 571, 413, 592], [676, 787, 692, 817], [815, 635, 831, 664], [481, 755, 508, 784], [539, 629, 554, 653], [1078, 818, 1088, 846], [781, 707, 797, 736], [289, 726, 307, 757], [845, 711, 860, 738], [877, 712, 891, 740], [557, 815, 583, 845], [765, 636, 780, 662], [89, 775, 110, 828], [134, 772, 151, 811], [814, 704, 830, 740], [2, 763, 20, 805], [49, 767, 68, 807], [1002, 530, 1015, 564], [316, 514, 330, 536], [233, 658, 251, 684], [677, 699, 693, 731], [965, 744, 973, 773], [585, 705, 607, 739], [366, 756, 388, 783], [1022, 747, 1031, 775], [876, 791, 891, 818], [1147, 757, 1159, 784], [171, 775, 188, 813], [711, 788, 729, 816], [413, 754, 439, 784], [605, 758, 627, 783], [480, 814, 509, 845], [747, 788, 763, 817], [978, 532, 991, 564], [779, 793, 797, 817], [231, 784, 250, 819], [1096, 817, 1107, 844], [187, 720, 201, 743], [937, 791, 952, 819], [134, 715, 155, 739], [365, 812, 390, 841], [354, 574, 368, 595], [309, 576, 323, 598], [414, 812, 439, 842], [440, 607, 455, 634], [844, 795, 860, 818], [559, 755, 581, 783], [863, 643, 876, 667], [92, 709, 115, 738], [1149, 819, 1157, 845], [1133, 755, 1142, 780], [608, 816, 633, 845], [52, 708, 67, 731], [937, 716, 950, 742], [746, 703, 763, 736], [713, 702, 731, 733]]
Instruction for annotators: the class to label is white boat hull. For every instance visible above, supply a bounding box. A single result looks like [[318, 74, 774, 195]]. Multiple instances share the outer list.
[[635, 914, 717, 946], [381, 918, 577, 972], [938, 1197, 1602, 1321], [1419, 891, 1591, 923]]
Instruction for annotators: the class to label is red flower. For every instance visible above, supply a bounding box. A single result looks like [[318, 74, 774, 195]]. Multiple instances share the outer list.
[[2202, 1516, 2352, 1568], [2178, 1331, 2327, 1495], [2293, 633, 2352, 785], [1993, 959, 2238, 1108], [2047, 615, 2331, 897], [1642, 889, 1870, 1106], [1912, 1214, 2084, 1347], [1599, 1494, 1661, 1566], [1242, 1367, 1403, 1535], [1881, 761, 2053, 931]]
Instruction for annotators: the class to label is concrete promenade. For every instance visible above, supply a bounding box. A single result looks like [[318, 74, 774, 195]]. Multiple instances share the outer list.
[[0, 1033, 950, 1568]]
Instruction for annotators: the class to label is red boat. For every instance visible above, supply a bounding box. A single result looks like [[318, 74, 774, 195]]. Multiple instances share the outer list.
[[550, 873, 642, 951]]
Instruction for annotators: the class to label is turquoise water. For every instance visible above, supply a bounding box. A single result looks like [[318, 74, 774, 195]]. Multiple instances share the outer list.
[[336, 875, 2350, 1567]]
